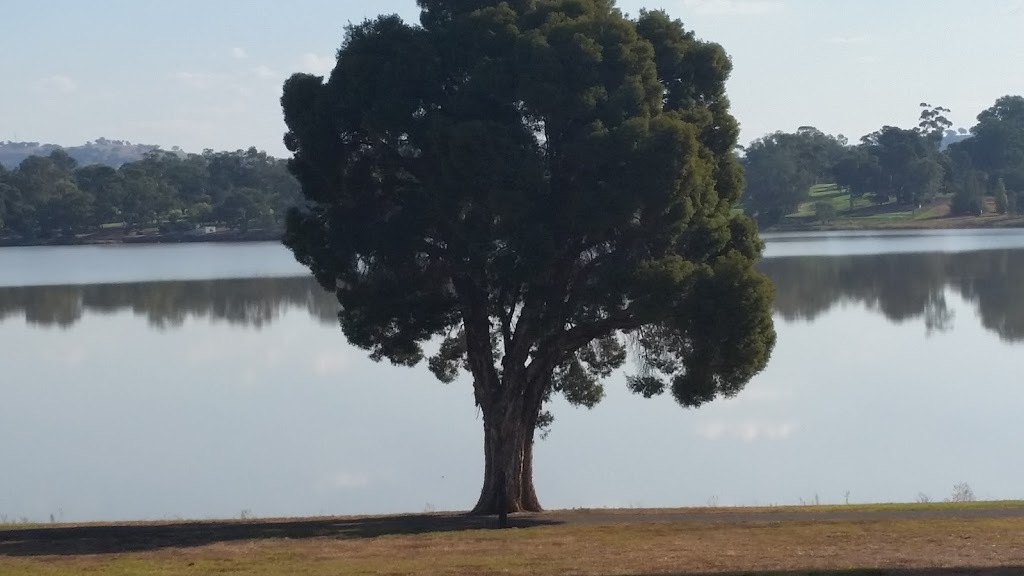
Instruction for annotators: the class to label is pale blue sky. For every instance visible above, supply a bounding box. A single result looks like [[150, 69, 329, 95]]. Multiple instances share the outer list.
[[4, 0, 1024, 156]]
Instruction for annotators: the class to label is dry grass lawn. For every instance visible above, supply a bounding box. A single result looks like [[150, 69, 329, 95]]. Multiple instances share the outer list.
[[3, 510, 1024, 575]]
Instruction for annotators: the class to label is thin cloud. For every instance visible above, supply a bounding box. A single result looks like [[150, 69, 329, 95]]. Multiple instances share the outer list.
[[697, 420, 800, 442], [828, 34, 873, 45], [300, 53, 335, 76], [231, 46, 248, 59], [251, 65, 278, 80], [174, 67, 278, 92], [682, 0, 785, 16], [33, 75, 78, 94], [174, 71, 222, 90]]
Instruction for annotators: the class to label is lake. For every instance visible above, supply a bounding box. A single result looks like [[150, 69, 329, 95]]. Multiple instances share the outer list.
[[1, 231, 1022, 523]]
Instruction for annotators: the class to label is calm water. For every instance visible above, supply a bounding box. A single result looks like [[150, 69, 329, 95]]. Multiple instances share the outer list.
[[1, 231, 1022, 522]]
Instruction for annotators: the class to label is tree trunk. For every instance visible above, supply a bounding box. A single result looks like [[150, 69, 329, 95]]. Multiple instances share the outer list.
[[470, 405, 543, 515]]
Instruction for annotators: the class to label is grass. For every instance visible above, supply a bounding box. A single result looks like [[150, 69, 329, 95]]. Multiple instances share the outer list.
[[3, 503, 1024, 575], [774, 184, 1024, 231]]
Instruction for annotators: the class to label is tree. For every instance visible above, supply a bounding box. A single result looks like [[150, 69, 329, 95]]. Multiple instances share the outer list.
[[281, 2, 776, 515], [861, 126, 944, 205], [832, 146, 882, 209], [917, 102, 953, 147], [994, 178, 1009, 215], [740, 129, 846, 226], [957, 96, 1024, 191], [39, 180, 94, 235], [215, 187, 272, 231], [951, 171, 985, 216], [814, 201, 837, 223], [75, 164, 125, 225]]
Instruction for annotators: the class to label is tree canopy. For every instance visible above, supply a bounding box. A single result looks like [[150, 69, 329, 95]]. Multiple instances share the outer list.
[[0, 147, 300, 239], [281, 0, 776, 515], [741, 98, 1024, 224]]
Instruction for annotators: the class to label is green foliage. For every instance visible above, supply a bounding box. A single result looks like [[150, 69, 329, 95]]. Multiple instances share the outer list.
[[994, 178, 1009, 214], [950, 171, 986, 216], [954, 95, 1024, 186], [741, 128, 846, 226], [814, 201, 837, 223], [859, 126, 945, 205], [281, 0, 776, 493], [0, 148, 300, 239], [832, 146, 882, 206]]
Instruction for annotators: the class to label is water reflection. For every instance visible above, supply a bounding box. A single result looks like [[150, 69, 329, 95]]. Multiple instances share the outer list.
[[0, 277, 338, 329], [1, 249, 1022, 345], [761, 249, 1024, 343]]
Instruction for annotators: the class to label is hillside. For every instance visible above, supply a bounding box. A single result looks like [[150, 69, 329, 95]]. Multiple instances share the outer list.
[[772, 183, 1024, 231], [0, 138, 166, 168]]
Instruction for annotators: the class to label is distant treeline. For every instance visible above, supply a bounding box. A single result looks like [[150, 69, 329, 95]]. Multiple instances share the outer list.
[[741, 96, 1024, 226], [0, 147, 301, 239], [0, 138, 160, 169], [0, 136, 160, 168], [6, 94, 1024, 239]]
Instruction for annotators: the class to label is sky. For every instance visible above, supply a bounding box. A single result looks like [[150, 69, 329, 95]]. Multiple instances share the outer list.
[[4, 0, 1024, 157]]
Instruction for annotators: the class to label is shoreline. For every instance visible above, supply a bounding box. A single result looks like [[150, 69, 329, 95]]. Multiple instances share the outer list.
[[5, 209, 1024, 247], [0, 229, 283, 248], [767, 212, 1024, 233], [4, 220, 1024, 248]]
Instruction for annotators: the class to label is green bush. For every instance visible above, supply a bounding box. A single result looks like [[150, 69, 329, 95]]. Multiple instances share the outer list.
[[814, 201, 837, 222]]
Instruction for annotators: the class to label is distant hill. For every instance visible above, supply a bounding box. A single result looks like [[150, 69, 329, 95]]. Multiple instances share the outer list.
[[0, 138, 170, 168], [941, 129, 972, 150]]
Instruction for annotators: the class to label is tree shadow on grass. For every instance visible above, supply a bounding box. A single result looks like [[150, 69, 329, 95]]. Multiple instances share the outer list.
[[0, 513, 559, 556]]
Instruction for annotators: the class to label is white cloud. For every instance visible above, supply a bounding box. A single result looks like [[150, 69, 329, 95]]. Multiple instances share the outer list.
[[681, 0, 785, 16], [315, 471, 370, 493], [33, 75, 78, 94], [174, 67, 277, 93], [300, 53, 335, 76], [252, 65, 278, 80], [174, 71, 221, 90], [231, 46, 248, 59], [697, 420, 800, 442]]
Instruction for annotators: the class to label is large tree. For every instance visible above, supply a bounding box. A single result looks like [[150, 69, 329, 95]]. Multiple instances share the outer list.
[[281, 0, 776, 515]]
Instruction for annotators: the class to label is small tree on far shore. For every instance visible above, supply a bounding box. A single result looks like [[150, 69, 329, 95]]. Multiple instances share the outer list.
[[814, 201, 837, 223], [994, 178, 1009, 214]]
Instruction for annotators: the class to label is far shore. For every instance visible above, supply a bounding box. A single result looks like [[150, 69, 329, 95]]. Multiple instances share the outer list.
[[4, 216, 1024, 249], [769, 213, 1024, 233], [0, 229, 283, 248]]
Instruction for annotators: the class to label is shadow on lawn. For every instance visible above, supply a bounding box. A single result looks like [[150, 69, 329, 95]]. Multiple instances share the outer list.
[[0, 513, 559, 556]]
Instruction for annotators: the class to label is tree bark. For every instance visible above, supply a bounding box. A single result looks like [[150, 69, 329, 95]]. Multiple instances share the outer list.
[[470, 400, 543, 515]]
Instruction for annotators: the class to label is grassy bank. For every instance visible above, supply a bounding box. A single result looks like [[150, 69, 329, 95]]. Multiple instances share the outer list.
[[771, 184, 1024, 232], [4, 503, 1024, 575]]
